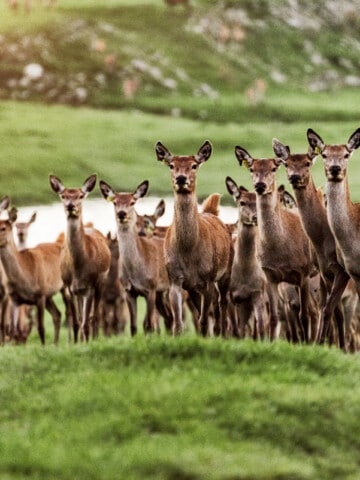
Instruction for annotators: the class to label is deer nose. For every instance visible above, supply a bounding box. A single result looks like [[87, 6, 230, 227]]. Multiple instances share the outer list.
[[329, 165, 341, 177], [117, 211, 127, 221], [289, 174, 301, 185], [254, 182, 266, 194], [175, 175, 187, 186]]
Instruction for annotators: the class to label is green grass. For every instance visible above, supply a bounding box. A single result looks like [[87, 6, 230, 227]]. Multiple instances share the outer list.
[[0, 100, 360, 206], [1, 336, 360, 480]]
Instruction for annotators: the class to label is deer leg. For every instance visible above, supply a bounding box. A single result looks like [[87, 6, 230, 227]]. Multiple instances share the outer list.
[[45, 296, 61, 344], [126, 291, 137, 336], [143, 290, 157, 334], [36, 298, 46, 345], [80, 291, 93, 342], [298, 282, 312, 343], [253, 293, 268, 341], [92, 285, 103, 339], [169, 283, 184, 335], [237, 302, 252, 339], [267, 283, 280, 341], [199, 286, 213, 337], [0, 296, 8, 344]]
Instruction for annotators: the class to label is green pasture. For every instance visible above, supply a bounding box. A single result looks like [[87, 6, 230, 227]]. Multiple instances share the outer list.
[[1, 336, 360, 480], [0, 100, 359, 206]]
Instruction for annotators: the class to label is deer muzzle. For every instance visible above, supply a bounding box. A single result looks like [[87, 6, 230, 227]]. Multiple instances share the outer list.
[[254, 182, 267, 195]]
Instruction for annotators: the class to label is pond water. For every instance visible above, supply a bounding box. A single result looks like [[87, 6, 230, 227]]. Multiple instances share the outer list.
[[14, 196, 238, 248]]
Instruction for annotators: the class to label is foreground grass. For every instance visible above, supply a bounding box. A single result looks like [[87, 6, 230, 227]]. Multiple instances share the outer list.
[[1, 336, 360, 479]]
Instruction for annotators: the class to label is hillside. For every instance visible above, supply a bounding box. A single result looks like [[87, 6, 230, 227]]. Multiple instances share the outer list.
[[1, 0, 360, 123]]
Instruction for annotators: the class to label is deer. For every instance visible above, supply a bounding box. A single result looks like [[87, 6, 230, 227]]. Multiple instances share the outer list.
[[137, 199, 166, 238], [306, 128, 360, 317], [272, 138, 351, 349], [49, 174, 111, 342], [0, 196, 62, 345], [99, 179, 173, 336], [15, 211, 37, 251], [225, 177, 268, 339], [234, 145, 318, 342], [102, 232, 128, 336], [155, 140, 233, 336]]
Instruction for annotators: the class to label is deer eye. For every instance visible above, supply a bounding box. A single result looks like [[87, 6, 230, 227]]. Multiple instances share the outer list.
[[322, 153, 327, 159], [169, 164, 174, 170], [306, 161, 311, 167], [272, 167, 277, 172], [191, 164, 198, 170], [249, 168, 254, 173], [344, 153, 350, 159], [239, 201, 245, 206]]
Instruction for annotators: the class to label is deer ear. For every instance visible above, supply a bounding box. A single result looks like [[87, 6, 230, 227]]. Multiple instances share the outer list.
[[49, 175, 65, 194], [347, 128, 360, 152], [8, 207, 18, 224], [307, 128, 325, 156], [225, 176, 240, 201], [134, 180, 149, 200], [29, 212, 37, 224], [99, 180, 115, 202], [155, 142, 172, 164], [196, 140, 212, 164], [235, 146, 253, 168], [272, 138, 290, 161], [154, 199, 165, 219], [82, 174, 97, 195], [0, 196, 10, 212]]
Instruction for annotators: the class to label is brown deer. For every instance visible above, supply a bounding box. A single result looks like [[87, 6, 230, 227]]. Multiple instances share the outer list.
[[49, 174, 111, 342], [155, 141, 233, 336], [137, 199, 166, 238], [272, 138, 350, 349], [306, 128, 360, 303], [225, 177, 268, 339], [102, 232, 128, 336], [234, 145, 317, 342], [0, 196, 62, 345], [15, 211, 37, 251], [99, 179, 172, 335]]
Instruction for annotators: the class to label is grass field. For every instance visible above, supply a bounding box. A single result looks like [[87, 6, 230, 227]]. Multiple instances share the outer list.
[[2, 336, 360, 480], [1, 2, 360, 479]]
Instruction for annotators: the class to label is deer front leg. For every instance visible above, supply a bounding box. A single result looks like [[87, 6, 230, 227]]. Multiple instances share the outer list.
[[126, 290, 138, 336], [143, 289, 157, 334], [80, 291, 93, 342], [45, 296, 61, 344], [169, 283, 183, 335], [267, 282, 280, 341], [36, 297, 46, 345]]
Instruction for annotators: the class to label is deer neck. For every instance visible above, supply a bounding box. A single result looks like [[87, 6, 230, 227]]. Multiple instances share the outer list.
[[293, 178, 328, 242], [116, 214, 140, 261], [326, 176, 356, 245], [66, 215, 86, 263], [0, 235, 29, 287], [172, 192, 199, 250], [256, 187, 281, 243], [235, 223, 257, 266]]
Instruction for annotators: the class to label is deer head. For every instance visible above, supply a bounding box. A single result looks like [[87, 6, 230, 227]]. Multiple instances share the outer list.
[[226, 177, 257, 226], [0, 198, 17, 248], [49, 174, 97, 218], [156, 141, 212, 194], [235, 146, 282, 195], [100, 180, 149, 230], [307, 128, 360, 182], [273, 138, 316, 189]]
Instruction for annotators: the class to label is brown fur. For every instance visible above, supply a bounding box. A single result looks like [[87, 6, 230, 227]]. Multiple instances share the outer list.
[[156, 141, 233, 336]]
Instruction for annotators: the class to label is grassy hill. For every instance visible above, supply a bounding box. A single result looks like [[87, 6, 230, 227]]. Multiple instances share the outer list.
[[2, 336, 360, 480]]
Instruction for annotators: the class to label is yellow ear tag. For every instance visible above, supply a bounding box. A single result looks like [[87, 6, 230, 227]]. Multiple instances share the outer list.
[[107, 195, 115, 203], [314, 146, 322, 155], [243, 160, 250, 169]]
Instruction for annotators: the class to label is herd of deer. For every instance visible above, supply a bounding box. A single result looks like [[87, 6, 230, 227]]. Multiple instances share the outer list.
[[1, 127, 360, 351]]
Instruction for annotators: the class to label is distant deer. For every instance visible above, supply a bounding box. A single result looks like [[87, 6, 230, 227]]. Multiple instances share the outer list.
[[156, 140, 233, 336], [15, 211, 36, 251], [49, 174, 111, 342], [0, 196, 62, 345], [102, 232, 128, 336], [306, 128, 360, 314], [225, 177, 268, 339], [100, 179, 172, 335], [273, 138, 350, 349], [235, 145, 317, 341], [137, 199, 166, 238]]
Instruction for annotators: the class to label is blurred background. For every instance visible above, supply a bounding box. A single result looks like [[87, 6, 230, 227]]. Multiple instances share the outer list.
[[0, 0, 360, 208]]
